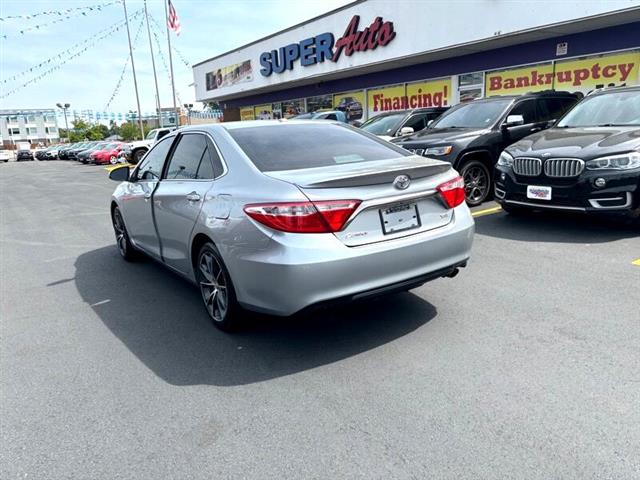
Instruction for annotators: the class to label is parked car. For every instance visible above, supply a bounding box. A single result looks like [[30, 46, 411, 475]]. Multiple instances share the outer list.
[[335, 96, 364, 120], [108, 121, 474, 330], [57, 144, 76, 160], [0, 149, 11, 162], [34, 147, 48, 160], [129, 127, 176, 164], [393, 91, 580, 205], [494, 86, 640, 221], [78, 142, 109, 163], [90, 143, 125, 165], [361, 107, 449, 141], [67, 142, 96, 160], [16, 149, 34, 161], [310, 111, 348, 122]]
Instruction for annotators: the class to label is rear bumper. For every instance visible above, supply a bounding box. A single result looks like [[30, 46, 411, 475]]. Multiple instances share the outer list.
[[229, 204, 474, 316]]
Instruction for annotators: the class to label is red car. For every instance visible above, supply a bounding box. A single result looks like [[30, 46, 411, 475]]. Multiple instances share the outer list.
[[90, 143, 125, 165]]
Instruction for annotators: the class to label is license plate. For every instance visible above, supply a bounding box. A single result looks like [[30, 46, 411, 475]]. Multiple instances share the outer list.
[[527, 185, 552, 201], [380, 203, 421, 234]]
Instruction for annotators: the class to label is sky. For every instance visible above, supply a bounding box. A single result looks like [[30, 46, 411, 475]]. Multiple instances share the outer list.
[[0, 0, 351, 117]]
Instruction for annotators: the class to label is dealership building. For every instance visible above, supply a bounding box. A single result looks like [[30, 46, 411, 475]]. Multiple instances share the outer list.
[[192, 0, 640, 123]]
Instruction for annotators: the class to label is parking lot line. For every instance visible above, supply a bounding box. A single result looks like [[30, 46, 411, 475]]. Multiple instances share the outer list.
[[472, 206, 503, 218], [632, 258, 640, 266]]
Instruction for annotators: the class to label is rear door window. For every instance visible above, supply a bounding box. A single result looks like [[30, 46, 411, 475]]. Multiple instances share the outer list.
[[226, 124, 410, 172], [403, 114, 428, 132], [509, 100, 538, 124]]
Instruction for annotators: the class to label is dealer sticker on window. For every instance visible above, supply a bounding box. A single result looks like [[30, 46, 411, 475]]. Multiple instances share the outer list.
[[527, 185, 552, 201]]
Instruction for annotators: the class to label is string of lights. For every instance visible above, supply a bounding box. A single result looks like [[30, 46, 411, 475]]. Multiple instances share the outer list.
[[1, 1, 123, 39], [104, 16, 146, 110], [1, 10, 143, 100], [3, 18, 132, 85], [0, 1, 121, 21]]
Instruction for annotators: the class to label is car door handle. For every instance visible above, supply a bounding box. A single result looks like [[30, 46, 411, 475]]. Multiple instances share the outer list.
[[186, 192, 201, 202], [530, 127, 542, 132], [144, 192, 152, 200]]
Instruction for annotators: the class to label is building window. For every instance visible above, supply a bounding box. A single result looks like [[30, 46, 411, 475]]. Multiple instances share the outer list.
[[25, 115, 37, 124], [27, 127, 38, 136], [10, 128, 20, 135], [8, 116, 19, 124], [46, 126, 57, 135], [44, 115, 56, 124], [458, 72, 484, 102]]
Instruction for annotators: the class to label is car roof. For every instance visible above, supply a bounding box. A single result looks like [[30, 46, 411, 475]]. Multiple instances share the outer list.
[[588, 85, 640, 96], [177, 119, 340, 133]]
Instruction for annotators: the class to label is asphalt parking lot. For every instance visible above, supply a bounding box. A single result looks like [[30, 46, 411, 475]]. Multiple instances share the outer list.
[[1, 160, 639, 479]]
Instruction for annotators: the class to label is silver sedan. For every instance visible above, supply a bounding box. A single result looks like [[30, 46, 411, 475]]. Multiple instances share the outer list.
[[109, 121, 474, 330]]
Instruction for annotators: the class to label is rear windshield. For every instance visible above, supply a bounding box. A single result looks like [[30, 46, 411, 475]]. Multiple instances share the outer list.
[[227, 124, 410, 171]]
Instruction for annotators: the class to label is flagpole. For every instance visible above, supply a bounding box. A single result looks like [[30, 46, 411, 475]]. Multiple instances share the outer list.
[[144, 0, 163, 128], [164, 0, 179, 127], [122, 0, 144, 139]]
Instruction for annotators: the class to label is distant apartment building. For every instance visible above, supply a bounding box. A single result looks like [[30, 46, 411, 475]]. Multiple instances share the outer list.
[[0, 109, 60, 148]]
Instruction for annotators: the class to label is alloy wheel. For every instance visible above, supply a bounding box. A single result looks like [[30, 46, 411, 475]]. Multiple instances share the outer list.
[[112, 209, 127, 257], [199, 251, 229, 323], [463, 165, 489, 204], [110, 156, 118, 165]]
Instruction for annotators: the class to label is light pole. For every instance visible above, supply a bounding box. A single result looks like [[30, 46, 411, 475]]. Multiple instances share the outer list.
[[183, 103, 193, 125], [56, 102, 70, 141]]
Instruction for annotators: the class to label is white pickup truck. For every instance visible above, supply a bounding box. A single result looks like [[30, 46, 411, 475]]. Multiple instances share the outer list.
[[129, 127, 176, 164]]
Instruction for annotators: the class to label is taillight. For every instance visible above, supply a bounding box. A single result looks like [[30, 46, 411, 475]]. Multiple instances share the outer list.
[[437, 176, 465, 208], [244, 200, 360, 233]]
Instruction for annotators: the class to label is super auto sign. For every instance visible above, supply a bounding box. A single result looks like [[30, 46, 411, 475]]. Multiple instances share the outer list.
[[259, 15, 396, 77]]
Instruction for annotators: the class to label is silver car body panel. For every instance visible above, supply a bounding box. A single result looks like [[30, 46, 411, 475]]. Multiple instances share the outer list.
[[112, 121, 474, 316]]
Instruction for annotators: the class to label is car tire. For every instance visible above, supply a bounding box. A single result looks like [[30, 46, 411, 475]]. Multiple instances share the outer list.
[[460, 159, 491, 207], [110, 156, 118, 165], [111, 206, 139, 262], [195, 242, 241, 332], [132, 149, 146, 164]]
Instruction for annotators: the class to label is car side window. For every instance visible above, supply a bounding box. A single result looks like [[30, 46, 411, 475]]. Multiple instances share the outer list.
[[509, 100, 538, 124], [157, 130, 170, 140], [403, 114, 427, 132], [135, 137, 173, 181], [206, 138, 225, 178], [538, 98, 575, 121], [325, 113, 338, 121], [164, 134, 213, 180]]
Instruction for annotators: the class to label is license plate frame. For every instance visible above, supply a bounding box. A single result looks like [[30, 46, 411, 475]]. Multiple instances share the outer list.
[[527, 185, 552, 201], [379, 202, 421, 235]]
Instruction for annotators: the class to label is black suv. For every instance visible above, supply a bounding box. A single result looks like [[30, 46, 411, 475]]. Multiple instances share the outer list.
[[361, 107, 449, 141], [16, 149, 34, 161], [393, 91, 579, 205], [494, 86, 640, 221]]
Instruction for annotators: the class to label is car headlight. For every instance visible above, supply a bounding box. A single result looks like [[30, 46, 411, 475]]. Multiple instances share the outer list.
[[586, 152, 640, 170], [498, 151, 514, 167], [424, 145, 453, 156]]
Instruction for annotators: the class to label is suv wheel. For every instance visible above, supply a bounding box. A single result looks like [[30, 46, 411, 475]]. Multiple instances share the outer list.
[[132, 149, 146, 164], [460, 160, 491, 206]]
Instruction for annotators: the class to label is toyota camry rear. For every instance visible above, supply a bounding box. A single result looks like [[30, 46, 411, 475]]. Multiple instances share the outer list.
[[109, 121, 474, 330]]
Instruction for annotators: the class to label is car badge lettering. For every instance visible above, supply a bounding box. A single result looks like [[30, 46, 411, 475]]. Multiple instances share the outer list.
[[393, 175, 411, 190]]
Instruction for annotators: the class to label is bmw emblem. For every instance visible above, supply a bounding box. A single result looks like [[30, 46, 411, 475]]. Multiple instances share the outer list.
[[393, 175, 411, 190]]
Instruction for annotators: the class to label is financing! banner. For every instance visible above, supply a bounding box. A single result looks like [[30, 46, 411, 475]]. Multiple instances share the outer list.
[[367, 79, 450, 118], [333, 90, 365, 120], [206, 60, 253, 91], [240, 107, 255, 121], [486, 51, 640, 95]]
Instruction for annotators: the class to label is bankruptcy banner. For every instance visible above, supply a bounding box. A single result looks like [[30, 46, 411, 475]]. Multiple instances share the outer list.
[[486, 51, 640, 95]]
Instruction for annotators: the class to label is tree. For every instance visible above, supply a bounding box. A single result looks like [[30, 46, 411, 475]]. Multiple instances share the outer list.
[[87, 124, 109, 140], [119, 122, 140, 141]]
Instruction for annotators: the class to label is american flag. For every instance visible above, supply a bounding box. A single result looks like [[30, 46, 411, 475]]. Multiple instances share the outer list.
[[167, 0, 181, 36]]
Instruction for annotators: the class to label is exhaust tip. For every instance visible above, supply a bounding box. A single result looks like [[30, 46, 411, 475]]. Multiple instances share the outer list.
[[446, 268, 459, 278]]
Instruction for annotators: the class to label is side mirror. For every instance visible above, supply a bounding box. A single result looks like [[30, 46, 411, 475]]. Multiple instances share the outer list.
[[109, 166, 130, 182], [503, 115, 524, 128], [398, 126, 415, 136], [427, 120, 434, 127]]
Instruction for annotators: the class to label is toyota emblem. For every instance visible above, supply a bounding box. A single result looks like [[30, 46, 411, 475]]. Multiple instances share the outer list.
[[393, 175, 411, 190]]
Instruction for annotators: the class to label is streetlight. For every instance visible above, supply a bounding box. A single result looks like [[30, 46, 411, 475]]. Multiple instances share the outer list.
[[183, 103, 193, 125], [56, 102, 70, 141]]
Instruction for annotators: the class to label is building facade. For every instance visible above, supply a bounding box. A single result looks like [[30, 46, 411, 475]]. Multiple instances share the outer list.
[[0, 109, 60, 148], [192, 0, 640, 122]]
